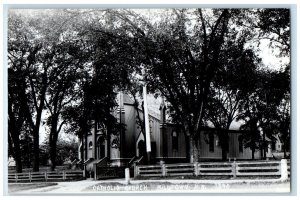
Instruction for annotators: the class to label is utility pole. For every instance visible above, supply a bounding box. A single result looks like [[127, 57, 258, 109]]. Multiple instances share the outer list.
[[119, 91, 124, 161], [143, 85, 152, 164], [142, 69, 151, 164]]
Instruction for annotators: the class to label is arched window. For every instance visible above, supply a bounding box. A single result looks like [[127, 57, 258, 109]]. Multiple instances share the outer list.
[[89, 141, 93, 149], [172, 131, 178, 151], [97, 136, 105, 159]]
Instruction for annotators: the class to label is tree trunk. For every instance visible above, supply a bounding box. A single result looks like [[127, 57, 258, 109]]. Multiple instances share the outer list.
[[192, 138, 199, 163], [188, 136, 194, 163], [263, 132, 266, 160], [185, 131, 201, 163], [8, 125, 23, 173], [32, 128, 40, 172], [251, 145, 255, 160], [260, 144, 263, 159], [185, 135, 190, 163], [8, 133, 14, 158], [85, 126, 88, 161], [10, 129, 23, 173], [221, 147, 227, 161], [32, 106, 45, 172], [50, 139, 57, 171], [220, 130, 229, 161], [49, 118, 59, 171], [106, 124, 111, 160], [188, 136, 199, 163], [80, 134, 84, 162], [13, 137, 23, 173], [8, 100, 23, 173]]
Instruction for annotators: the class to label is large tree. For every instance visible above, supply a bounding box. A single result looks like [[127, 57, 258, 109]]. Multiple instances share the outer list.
[[44, 39, 90, 171], [8, 10, 87, 171], [8, 12, 47, 171], [205, 40, 262, 160], [125, 9, 233, 162], [62, 11, 138, 162]]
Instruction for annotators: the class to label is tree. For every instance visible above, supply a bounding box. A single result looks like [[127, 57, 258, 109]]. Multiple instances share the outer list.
[[8, 10, 84, 171], [8, 67, 27, 173], [204, 30, 262, 160], [8, 12, 46, 172], [205, 86, 241, 160], [256, 9, 290, 56], [40, 135, 78, 167], [62, 12, 138, 162], [128, 9, 233, 162], [236, 64, 290, 160], [96, 9, 278, 162], [44, 38, 90, 171], [258, 67, 290, 158]]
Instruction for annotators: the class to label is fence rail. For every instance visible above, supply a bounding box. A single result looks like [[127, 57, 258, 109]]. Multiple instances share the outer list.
[[8, 170, 83, 183], [135, 159, 290, 179]]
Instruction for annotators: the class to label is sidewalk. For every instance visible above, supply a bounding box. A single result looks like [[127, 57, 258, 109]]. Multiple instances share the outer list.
[[8, 178, 290, 194]]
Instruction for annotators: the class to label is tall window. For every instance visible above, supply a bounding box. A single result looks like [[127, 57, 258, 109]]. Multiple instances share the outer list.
[[89, 141, 93, 149], [96, 122, 101, 130], [209, 133, 214, 152], [172, 131, 178, 151], [238, 135, 243, 153]]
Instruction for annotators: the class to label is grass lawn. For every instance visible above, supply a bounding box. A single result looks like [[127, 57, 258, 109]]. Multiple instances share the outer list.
[[8, 182, 58, 193]]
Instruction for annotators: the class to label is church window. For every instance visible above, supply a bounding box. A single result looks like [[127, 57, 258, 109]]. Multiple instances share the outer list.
[[89, 141, 93, 149], [172, 131, 178, 151]]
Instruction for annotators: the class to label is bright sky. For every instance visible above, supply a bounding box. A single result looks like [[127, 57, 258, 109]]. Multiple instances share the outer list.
[[256, 39, 290, 71]]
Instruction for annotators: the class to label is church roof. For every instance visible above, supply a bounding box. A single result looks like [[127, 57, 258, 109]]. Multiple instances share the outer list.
[[123, 94, 135, 105], [119, 92, 160, 121]]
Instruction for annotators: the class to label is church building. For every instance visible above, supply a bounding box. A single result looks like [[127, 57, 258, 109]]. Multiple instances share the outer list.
[[78, 92, 281, 176]]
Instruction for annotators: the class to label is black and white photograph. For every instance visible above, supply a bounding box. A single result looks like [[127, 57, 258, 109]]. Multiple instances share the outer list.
[[4, 4, 294, 195]]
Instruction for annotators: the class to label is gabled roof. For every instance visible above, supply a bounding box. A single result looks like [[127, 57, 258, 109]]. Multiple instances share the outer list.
[[119, 92, 160, 121], [123, 94, 135, 105]]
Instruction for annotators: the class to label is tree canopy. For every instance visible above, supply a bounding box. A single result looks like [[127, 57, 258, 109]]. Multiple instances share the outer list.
[[7, 8, 290, 171]]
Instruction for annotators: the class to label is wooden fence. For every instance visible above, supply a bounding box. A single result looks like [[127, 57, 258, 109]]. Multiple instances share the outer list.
[[8, 170, 84, 183], [135, 160, 290, 178]]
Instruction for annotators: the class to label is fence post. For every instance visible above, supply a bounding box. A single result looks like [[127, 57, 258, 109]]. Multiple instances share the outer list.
[[29, 171, 32, 182], [125, 168, 130, 185], [15, 174, 18, 183], [45, 172, 48, 182], [63, 170, 66, 180], [280, 159, 288, 181], [133, 163, 137, 177], [162, 164, 166, 176], [194, 162, 199, 176], [232, 160, 237, 178]]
